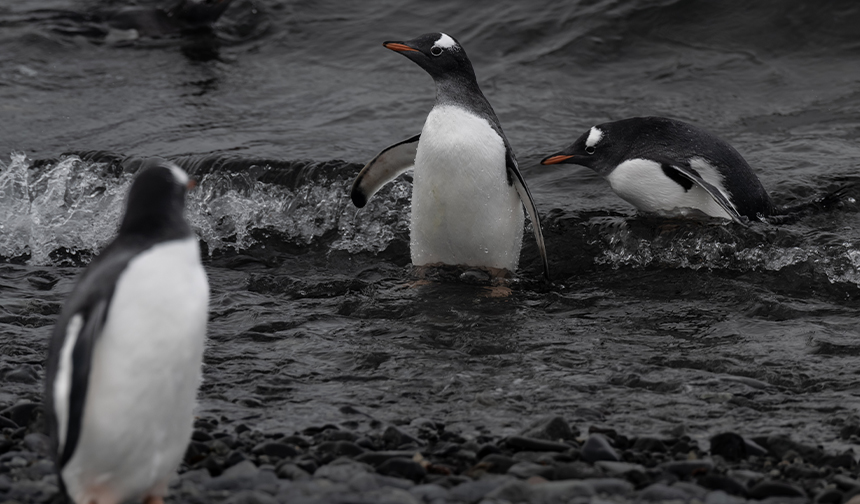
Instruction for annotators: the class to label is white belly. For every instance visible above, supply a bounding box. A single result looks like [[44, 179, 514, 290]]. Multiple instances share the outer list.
[[411, 105, 524, 271], [62, 237, 209, 504], [605, 158, 732, 219]]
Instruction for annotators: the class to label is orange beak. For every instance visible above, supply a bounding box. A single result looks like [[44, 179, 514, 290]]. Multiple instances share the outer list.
[[541, 155, 576, 165], [383, 42, 418, 52], [187, 179, 197, 190]]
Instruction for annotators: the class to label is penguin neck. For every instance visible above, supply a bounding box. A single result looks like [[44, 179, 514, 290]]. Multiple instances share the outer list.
[[433, 75, 496, 124], [119, 208, 191, 242]]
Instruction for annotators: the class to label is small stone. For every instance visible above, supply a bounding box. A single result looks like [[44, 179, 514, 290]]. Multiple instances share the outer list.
[[520, 416, 577, 441], [409, 483, 450, 502], [1, 402, 39, 428], [506, 460, 554, 480], [476, 453, 517, 474], [765, 435, 823, 462], [252, 441, 299, 460], [204, 460, 260, 492], [222, 490, 279, 504], [376, 457, 426, 483], [192, 429, 213, 442], [834, 474, 860, 491], [633, 437, 668, 453], [383, 426, 422, 448], [275, 462, 311, 481], [658, 459, 714, 478], [0, 416, 17, 429], [594, 460, 646, 476], [451, 476, 518, 502], [710, 432, 747, 461], [4, 365, 39, 384], [638, 482, 691, 502], [225, 450, 247, 468], [581, 433, 619, 463], [587, 478, 635, 496], [813, 487, 843, 504], [505, 435, 570, 452], [698, 474, 748, 497], [184, 441, 210, 465], [313, 458, 372, 483], [23, 433, 50, 455], [748, 480, 807, 499], [704, 490, 747, 504], [355, 450, 419, 467], [555, 461, 602, 480]]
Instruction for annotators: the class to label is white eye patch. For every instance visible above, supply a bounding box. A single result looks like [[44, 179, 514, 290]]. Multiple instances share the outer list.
[[586, 127, 604, 148], [434, 33, 458, 51]]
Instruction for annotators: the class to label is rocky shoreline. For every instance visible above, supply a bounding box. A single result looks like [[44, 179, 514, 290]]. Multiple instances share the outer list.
[[2, 401, 860, 504]]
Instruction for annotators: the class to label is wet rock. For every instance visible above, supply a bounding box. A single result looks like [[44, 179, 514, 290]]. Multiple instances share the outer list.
[[192, 429, 213, 442], [673, 481, 709, 500], [822, 452, 855, 469], [748, 480, 807, 499], [355, 450, 418, 467], [275, 462, 311, 481], [222, 490, 279, 504], [3, 365, 40, 384], [475, 453, 517, 474], [0, 415, 17, 429], [409, 483, 450, 502], [698, 474, 748, 497], [315, 440, 365, 463], [383, 426, 422, 448], [360, 487, 422, 504], [710, 432, 747, 461], [637, 482, 691, 502], [594, 460, 646, 477], [348, 471, 415, 492], [448, 476, 513, 502], [658, 459, 714, 479], [581, 433, 619, 463], [555, 461, 602, 480], [520, 416, 577, 441], [812, 487, 842, 504], [704, 490, 747, 504], [833, 474, 860, 491], [633, 437, 668, 453], [375, 458, 426, 483], [1, 401, 39, 428], [252, 441, 299, 460], [23, 433, 50, 455], [204, 459, 260, 492], [505, 435, 570, 452], [766, 435, 824, 462], [590, 478, 635, 496], [506, 460, 555, 480], [313, 458, 373, 483]]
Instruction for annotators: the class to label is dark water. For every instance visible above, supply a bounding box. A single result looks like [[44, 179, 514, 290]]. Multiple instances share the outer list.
[[2, 0, 860, 456]]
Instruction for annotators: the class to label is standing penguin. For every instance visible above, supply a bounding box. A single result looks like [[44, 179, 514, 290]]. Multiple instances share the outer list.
[[541, 116, 775, 223], [44, 160, 209, 504], [351, 32, 549, 279]]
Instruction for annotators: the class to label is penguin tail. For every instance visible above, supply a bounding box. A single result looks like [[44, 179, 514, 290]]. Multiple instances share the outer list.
[[766, 183, 857, 225]]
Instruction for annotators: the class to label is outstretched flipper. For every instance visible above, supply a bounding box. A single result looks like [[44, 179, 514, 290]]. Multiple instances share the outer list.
[[351, 134, 420, 208], [658, 160, 746, 225], [505, 149, 550, 280]]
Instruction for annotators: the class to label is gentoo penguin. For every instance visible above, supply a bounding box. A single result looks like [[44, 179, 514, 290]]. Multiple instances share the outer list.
[[44, 160, 209, 504], [541, 116, 775, 223], [351, 32, 549, 279]]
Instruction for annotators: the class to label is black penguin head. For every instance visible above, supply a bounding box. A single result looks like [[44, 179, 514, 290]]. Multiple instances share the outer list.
[[383, 32, 477, 83], [541, 125, 617, 176], [119, 159, 194, 237]]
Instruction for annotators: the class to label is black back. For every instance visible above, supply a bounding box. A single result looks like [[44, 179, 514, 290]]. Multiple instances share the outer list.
[[43, 159, 193, 479]]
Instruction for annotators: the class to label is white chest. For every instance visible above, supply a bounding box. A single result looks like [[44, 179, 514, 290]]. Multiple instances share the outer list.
[[606, 158, 732, 219], [409, 105, 523, 270]]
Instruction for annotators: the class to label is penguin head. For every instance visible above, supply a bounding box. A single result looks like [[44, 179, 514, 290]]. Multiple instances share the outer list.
[[540, 125, 618, 176], [383, 32, 477, 83], [120, 159, 194, 236]]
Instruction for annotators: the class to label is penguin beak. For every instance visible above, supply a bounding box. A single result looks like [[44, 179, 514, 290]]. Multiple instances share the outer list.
[[540, 154, 577, 165], [383, 41, 419, 53]]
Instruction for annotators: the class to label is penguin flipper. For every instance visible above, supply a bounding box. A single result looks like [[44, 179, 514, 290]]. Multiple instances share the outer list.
[[351, 134, 420, 208], [53, 298, 110, 468], [506, 150, 550, 280], [661, 161, 746, 225]]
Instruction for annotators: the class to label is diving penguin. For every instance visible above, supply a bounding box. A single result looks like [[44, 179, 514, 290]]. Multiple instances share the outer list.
[[44, 160, 209, 504], [351, 32, 549, 279], [541, 116, 775, 223]]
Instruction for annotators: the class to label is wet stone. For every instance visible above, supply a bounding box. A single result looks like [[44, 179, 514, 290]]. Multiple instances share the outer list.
[[813, 487, 843, 504], [506, 460, 555, 480], [354, 450, 418, 467], [408, 483, 450, 502], [383, 426, 422, 448], [705, 490, 747, 504], [766, 435, 823, 462], [252, 441, 299, 459], [748, 480, 807, 499], [594, 460, 646, 477], [520, 415, 577, 441], [192, 429, 214, 442], [554, 461, 602, 480], [581, 433, 620, 463], [658, 459, 714, 479], [633, 437, 668, 453], [476, 453, 517, 474], [505, 435, 570, 452], [275, 462, 311, 481], [698, 474, 749, 497], [1, 402, 39, 428], [222, 489, 279, 504], [313, 458, 373, 483], [638, 482, 692, 502], [710, 432, 747, 461], [449, 476, 514, 502], [376, 457, 426, 483]]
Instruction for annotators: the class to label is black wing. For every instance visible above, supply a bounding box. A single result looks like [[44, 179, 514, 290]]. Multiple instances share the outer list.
[[351, 134, 420, 208], [506, 148, 550, 280], [658, 160, 746, 225]]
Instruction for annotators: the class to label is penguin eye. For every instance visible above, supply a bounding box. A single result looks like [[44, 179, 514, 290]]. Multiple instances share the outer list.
[[585, 146, 596, 154], [430, 46, 443, 57]]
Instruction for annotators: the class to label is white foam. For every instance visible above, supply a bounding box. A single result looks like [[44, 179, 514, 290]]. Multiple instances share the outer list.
[[586, 126, 603, 148]]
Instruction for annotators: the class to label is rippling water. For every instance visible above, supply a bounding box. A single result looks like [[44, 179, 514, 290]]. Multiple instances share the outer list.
[[2, 0, 860, 455]]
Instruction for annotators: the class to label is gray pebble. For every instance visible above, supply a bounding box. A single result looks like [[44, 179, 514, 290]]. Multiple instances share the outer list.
[[409, 483, 451, 502], [637, 482, 691, 502], [589, 477, 635, 496], [222, 489, 279, 504], [376, 457, 426, 483], [506, 460, 554, 479], [313, 458, 373, 483], [520, 416, 577, 441], [594, 460, 646, 476], [705, 490, 748, 504], [658, 458, 714, 478], [581, 434, 620, 463], [276, 462, 312, 481], [505, 435, 571, 452], [355, 450, 419, 467], [449, 476, 514, 502], [360, 486, 422, 504]]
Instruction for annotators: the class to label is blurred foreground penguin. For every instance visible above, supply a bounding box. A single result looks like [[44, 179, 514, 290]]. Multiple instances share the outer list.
[[44, 160, 209, 504], [541, 116, 775, 223], [351, 32, 549, 279]]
